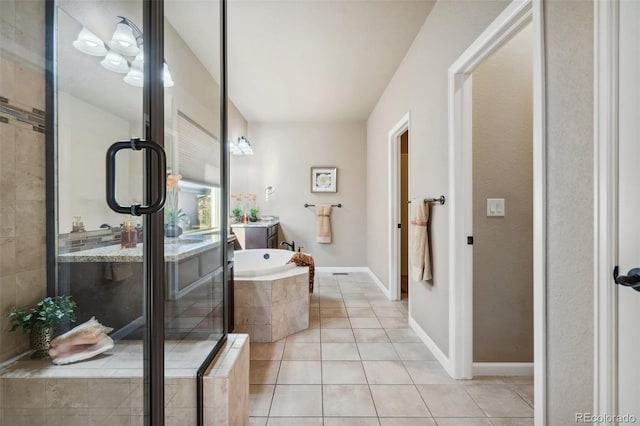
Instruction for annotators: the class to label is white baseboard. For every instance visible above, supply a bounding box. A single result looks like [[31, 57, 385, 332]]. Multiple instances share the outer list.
[[315, 267, 391, 299], [365, 268, 391, 299], [408, 315, 450, 373], [472, 362, 534, 376]]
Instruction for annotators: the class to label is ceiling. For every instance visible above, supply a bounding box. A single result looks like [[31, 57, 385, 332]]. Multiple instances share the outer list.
[[57, 0, 435, 124], [170, 0, 436, 122]]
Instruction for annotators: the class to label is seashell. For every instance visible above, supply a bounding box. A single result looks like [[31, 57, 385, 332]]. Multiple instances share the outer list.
[[48, 317, 114, 365]]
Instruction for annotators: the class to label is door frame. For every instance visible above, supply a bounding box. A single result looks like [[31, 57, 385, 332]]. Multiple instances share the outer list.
[[388, 112, 410, 301], [593, 0, 619, 416], [447, 0, 546, 421]]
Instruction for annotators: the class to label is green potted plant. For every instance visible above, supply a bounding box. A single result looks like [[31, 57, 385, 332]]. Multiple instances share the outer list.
[[232, 207, 243, 223], [7, 295, 77, 358], [249, 207, 259, 222]]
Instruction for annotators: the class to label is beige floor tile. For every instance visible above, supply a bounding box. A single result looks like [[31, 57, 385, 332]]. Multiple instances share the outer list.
[[385, 328, 422, 343], [251, 342, 285, 361], [343, 299, 372, 308], [357, 343, 399, 361], [372, 307, 404, 318], [277, 361, 322, 384], [309, 318, 320, 329], [362, 361, 413, 384], [249, 385, 274, 417], [324, 418, 381, 426], [321, 317, 352, 329], [347, 307, 376, 317], [416, 384, 485, 418], [353, 329, 390, 343], [379, 419, 436, 425], [267, 417, 323, 425], [369, 385, 430, 417], [282, 343, 321, 360], [321, 329, 356, 343], [434, 418, 493, 425], [323, 385, 377, 417], [249, 417, 268, 426], [269, 385, 323, 417], [403, 361, 456, 384], [322, 361, 368, 385], [510, 384, 534, 407], [465, 385, 534, 417], [319, 299, 345, 308], [322, 343, 361, 360], [392, 343, 435, 361], [378, 317, 408, 329], [321, 308, 348, 318], [285, 328, 320, 343], [350, 317, 383, 329], [502, 376, 534, 384], [490, 419, 534, 426], [250, 361, 281, 384]]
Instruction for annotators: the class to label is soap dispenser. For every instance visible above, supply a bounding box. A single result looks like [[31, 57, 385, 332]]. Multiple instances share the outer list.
[[71, 216, 85, 233], [121, 216, 137, 248]]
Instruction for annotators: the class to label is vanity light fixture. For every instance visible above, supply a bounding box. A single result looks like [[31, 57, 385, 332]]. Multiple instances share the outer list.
[[108, 16, 142, 56], [73, 28, 108, 56], [100, 50, 129, 73], [236, 136, 254, 155], [72, 17, 175, 88]]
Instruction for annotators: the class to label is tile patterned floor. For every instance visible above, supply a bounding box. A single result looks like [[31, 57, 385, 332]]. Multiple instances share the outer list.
[[249, 272, 534, 426]]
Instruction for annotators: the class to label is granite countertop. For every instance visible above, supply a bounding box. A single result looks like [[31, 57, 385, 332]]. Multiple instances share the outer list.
[[230, 219, 279, 228], [58, 234, 228, 263]]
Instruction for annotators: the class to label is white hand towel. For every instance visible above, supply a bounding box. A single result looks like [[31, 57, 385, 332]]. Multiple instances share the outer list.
[[316, 204, 332, 244], [410, 199, 432, 281]]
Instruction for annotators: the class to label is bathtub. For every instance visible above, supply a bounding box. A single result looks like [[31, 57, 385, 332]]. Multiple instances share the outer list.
[[233, 249, 298, 278], [232, 249, 310, 342]]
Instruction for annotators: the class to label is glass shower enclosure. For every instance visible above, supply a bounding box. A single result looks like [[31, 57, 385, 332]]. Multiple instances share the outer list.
[[49, 0, 226, 424]]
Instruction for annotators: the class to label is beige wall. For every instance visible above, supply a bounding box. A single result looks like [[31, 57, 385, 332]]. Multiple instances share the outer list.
[[0, 0, 46, 362], [544, 0, 594, 422], [231, 122, 367, 267], [471, 25, 533, 363], [366, 0, 510, 355]]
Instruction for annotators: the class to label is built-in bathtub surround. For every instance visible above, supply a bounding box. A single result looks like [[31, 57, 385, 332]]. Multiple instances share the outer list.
[[234, 250, 309, 342], [0, 334, 250, 425], [0, 0, 47, 363]]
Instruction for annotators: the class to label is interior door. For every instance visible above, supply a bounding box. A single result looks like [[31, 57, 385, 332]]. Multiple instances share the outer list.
[[617, 0, 640, 419]]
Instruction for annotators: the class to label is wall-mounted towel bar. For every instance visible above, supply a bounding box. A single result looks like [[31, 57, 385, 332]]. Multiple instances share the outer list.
[[304, 203, 343, 208], [408, 196, 445, 205]]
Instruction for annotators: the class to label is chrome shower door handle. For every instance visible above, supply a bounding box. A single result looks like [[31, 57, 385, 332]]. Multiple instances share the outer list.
[[106, 138, 166, 216], [613, 266, 640, 292]]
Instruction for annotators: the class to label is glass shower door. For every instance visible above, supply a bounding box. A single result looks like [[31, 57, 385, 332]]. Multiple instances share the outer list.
[[53, 0, 167, 424]]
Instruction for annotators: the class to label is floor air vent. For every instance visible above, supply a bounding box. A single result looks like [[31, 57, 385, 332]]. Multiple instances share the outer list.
[[332, 273, 349, 276]]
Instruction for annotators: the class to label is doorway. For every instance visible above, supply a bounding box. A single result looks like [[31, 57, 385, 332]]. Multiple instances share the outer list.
[[400, 130, 409, 299], [387, 113, 410, 301], [470, 25, 534, 372]]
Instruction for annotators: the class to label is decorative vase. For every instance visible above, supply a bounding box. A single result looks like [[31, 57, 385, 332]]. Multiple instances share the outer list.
[[249, 215, 258, 222], [164, 223, 183, 238], [30, 326, 52, 358]]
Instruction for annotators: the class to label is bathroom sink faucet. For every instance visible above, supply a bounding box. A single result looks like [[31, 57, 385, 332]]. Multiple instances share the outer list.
[[281, 240, 295, 251]]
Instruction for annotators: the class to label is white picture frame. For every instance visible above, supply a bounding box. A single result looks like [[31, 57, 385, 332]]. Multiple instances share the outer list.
[[310, 167, 337, 193]]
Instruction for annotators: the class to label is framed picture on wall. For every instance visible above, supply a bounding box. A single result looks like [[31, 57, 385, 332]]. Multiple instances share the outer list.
[[310, 167, 337, 193]]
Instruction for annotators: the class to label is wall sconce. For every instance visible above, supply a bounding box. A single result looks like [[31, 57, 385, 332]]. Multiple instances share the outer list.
[[230, 136, 254, 156], [73, 16, 174, 88]]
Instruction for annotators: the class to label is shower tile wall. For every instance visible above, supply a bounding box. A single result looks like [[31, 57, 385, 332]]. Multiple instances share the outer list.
[[0, 0, 47, 363]]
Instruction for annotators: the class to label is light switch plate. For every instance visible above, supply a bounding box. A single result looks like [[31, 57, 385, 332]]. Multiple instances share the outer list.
[[487, 198, 505, 217]]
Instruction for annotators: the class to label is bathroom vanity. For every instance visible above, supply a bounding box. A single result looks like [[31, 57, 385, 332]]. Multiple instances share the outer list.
[[231, 220, 279, 249], [57, 234, 236, 337]]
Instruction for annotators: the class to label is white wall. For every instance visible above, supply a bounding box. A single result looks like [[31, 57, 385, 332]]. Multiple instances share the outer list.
[[544, 0, 594, 422], [58, 91, 142, 232], [366, 0, 510, 355], [231, 122, 367, 267]]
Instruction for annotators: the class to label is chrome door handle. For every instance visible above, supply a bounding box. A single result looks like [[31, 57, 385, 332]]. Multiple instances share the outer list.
[[613, 266, 640, 292], [106, 138, 166, 216]]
